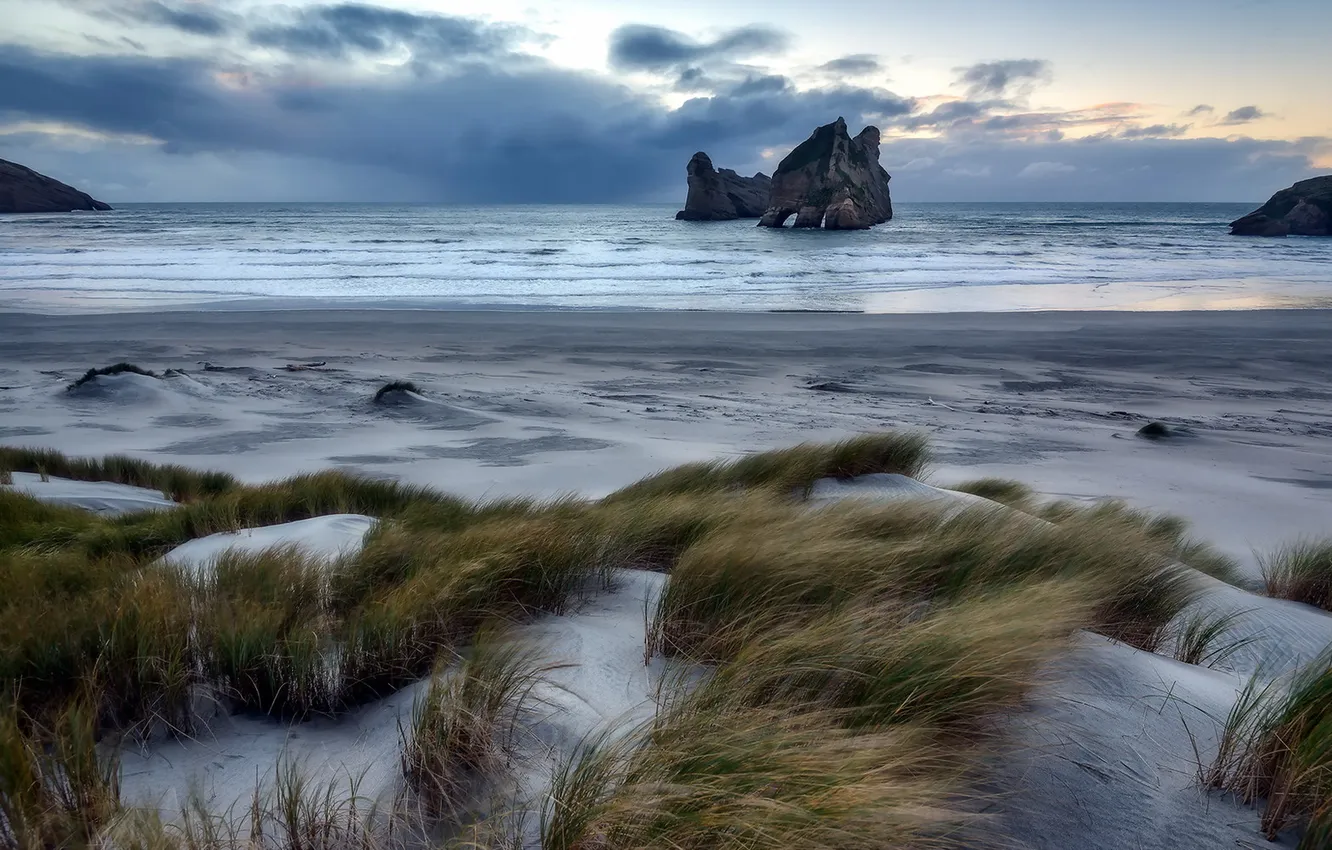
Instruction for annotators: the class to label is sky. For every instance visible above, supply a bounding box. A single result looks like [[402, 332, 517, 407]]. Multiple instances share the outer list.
[[0, 0, 1328, 203]]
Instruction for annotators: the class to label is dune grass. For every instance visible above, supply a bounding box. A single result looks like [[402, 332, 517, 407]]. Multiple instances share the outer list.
[[1207, 650, 1332, 847], [66, 362, 157, 392], [1170, 608, 1259, 669], [0, 434, 1257, 849], [947, 477, 1035, 508], [374, 380, 423, 402], [0, 446, 236, 502], [608, 432, 931, 500], [1261, 540, 1332, 611], [0, 697, 120, 850], [401, 636, 548, 817], [651, 498, 1199, 660]]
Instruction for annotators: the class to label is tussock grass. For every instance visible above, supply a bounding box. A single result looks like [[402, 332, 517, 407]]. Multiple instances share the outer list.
[[0, 433, 1251, 850], [609, 432, 930, 500], [0, 697, 120, 849], [1170, 608, 1258, 669], [1207, 650, 1332, 846], [948, 477, 1035, 508], [374, 380, 423, 402], [0, 446, 235, 502], [1262, 540, 1332, 611], [652, 500, 1198, 660], [66, 361, 157, 391], [401, 636, 548, 817], [1041, 498, 1243, 585]]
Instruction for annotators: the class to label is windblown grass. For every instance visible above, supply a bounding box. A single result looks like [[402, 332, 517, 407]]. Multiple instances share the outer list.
[[0, 433, 1249, 850], [0, 446, 235, 502], [1207, 650, 1332, 846], [401, 635, 548, 817], [651, 499, 1198, 660], [609, 432, 931, 500], [0, 697, 120, 849], [1170, 608, 1258, 669], [374, 381, 423, 402], [1040, 498, 1243, 584], [66, 361, 157, 391], [948, 477, 1035, 508], [1261, 540, 1332, 611]]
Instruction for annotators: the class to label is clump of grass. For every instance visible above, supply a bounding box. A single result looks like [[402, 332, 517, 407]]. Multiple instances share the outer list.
[[401, 636, 548, 817], [1261, 540, 1332, 611], [609, 432, 931, 500], [1207, 650, 1332, 846], [652, 499, 1196, 660], [948, 477, 1034, 508], [1041, 498, 1243, 585], [373, 380, 423, 403], [0, 697, 121, 850], [1170, 608, 1258, 669], [192, 546, 335, 717], [0, 466, 11, 486], [0, 445, 235, 502], [66, 361, 158, 391]]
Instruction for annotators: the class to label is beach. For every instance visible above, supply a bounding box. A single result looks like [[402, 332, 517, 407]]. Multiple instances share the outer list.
[[4, 306, 1332, 849], [3, 307, 1330, 573]]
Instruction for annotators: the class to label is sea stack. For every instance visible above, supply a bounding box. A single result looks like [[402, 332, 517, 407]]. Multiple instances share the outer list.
[[757, 118, 892, 230], [675, 152, 772, 221], [1230, 175, 1331, 236], [0, 158, 112, 214]]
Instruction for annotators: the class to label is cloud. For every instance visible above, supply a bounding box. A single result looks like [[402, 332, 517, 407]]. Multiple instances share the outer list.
[[0, 41, 915, 202], [1119, 123, 1190, 138], [1, 7, 1324, 204], [1220, 105, 1266, 125], [121, 1, 234, 36], [607, 24, 788, 72], [954, 59, 1052, 97], [246, 3, 530, 61], [1186, 104, 1214, 117], [1017, 161, 1076, 178], [817, 54, 882, 76]]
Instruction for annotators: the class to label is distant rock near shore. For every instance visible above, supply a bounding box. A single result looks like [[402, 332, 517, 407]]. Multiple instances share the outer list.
[[758, 118, 892, 230], [0, 158, 112, 214], [674, 152, 772, 221], [1230, 175, 1331, 237]]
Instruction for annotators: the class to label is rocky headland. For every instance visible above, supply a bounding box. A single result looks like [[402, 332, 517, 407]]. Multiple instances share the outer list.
[[1230, 175, 1331, 236], [0, 158, 112, 214]]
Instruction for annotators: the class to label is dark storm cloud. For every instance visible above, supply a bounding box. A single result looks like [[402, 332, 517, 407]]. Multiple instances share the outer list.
[[247, 3, 527, 60], [607, 24, 788, 72], [954, 59, 1052, 97], [3, 9, 1323, 205], [818, 54, 882, 76], [0, 42, 913, 202], [1220, 105, 1266, 125], [1186, 104, 1214, 117]]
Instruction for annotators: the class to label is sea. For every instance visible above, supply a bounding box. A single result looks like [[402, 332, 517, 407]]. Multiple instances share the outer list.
[[2, 202, 1330, 313]]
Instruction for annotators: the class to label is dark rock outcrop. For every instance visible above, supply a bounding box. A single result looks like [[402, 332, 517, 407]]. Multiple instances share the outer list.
[[758, 118, 892, 230], [1230, 176, 1332, 236], [675, 153, 771, 221], [0, 158, 111, 214]]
